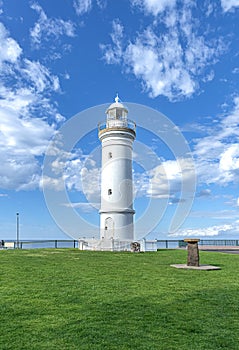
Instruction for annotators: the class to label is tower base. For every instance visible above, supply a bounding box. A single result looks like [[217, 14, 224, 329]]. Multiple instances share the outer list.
[[78, 238, 157, 252]]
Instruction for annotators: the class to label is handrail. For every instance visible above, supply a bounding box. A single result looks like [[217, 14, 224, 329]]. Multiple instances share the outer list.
[[98, 119, 136, 133], [2, 239, 238, 249]]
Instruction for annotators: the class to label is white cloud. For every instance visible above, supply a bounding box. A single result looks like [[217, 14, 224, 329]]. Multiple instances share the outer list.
[[0, 158, 41, 190], [197, 189, 211, 197], [131, 0, 176, 16], [73, 0, 106, 15], [147, 159, 181, 198], [63, 202, 99, 212], [100, 19, 123, 65], [74, 154, 100, 199], [79, 165, 101, 203], [40, 175, 65, 191], [30, 2, 75, 48], [193, 96, 239, 186], [219, 144, 239, 172], [205, 3, 215, 17], [0, 103, 55, 190], [221, 0, 239, 12], [23, 59, 60, 93], [170, 223, 234, 238], [0, 22, 65, 190], [0, 23, 22, 66], [73, 0, 92, 15], [96, 0, 107, 9], [101, 2, 225, 100], [232, 67, 239, 74], [202, 70, 215, 83], [42, 148, 101, 203], [125, 28, 196, 99], [134, 157, 195, 199], [55, 113, 66, 123], [0, 110, 54, 156]]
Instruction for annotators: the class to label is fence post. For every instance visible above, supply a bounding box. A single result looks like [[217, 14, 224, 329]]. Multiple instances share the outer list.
[[55, 240, 57, 248], [166, 240, 168, 249]]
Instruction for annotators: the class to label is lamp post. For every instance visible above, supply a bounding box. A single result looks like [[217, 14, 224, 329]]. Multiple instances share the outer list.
[[16, 212, 19, 249]]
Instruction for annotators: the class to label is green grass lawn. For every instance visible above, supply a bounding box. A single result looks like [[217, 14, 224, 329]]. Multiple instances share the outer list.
[[0, 249, 238, 350]]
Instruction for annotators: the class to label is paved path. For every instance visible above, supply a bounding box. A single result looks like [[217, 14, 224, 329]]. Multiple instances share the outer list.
[[199, 246, 239, 254]]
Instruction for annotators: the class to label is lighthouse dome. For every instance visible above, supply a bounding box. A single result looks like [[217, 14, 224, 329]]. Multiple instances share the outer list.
[[107, 101, 126, 110], [106, 94, 128, 119], [98, 94, 136, 138]]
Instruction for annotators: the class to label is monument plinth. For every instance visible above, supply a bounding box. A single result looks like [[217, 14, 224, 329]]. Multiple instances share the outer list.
[[171, 238, 220, 270], [184, 238, 200, 267]]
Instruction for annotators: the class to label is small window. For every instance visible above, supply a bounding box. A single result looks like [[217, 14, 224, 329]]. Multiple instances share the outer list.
[[108, 189, 112, 195], [108, 152, 112, 159]]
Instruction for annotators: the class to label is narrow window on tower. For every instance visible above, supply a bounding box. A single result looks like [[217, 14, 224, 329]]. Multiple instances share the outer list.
[[108, 189, 112, 195], [108, 152, 112, 159]]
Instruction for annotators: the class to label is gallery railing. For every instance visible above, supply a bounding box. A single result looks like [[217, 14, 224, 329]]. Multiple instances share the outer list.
[[1, 239, 239, 250]]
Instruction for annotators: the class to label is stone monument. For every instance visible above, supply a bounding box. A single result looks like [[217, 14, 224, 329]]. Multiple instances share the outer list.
[[170, 237, 221, 270], [184, 238, 200, 267]]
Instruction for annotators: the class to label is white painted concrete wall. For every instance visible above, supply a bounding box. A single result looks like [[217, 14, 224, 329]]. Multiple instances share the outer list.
[[99, 130, 135, 241]]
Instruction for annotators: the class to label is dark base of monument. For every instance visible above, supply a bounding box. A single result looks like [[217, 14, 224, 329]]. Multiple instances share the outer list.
[[170, 264, 221, 271]]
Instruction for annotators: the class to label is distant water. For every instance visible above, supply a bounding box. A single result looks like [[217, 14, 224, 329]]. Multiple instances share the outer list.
[[3, 238, 238, 250], [6, 240, 79, 249], [19, 240, 176, 250], [157, 240, 180, 249], [7, 239, 175, 250]]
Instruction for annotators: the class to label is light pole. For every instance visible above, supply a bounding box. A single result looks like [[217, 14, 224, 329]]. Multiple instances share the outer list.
[[16, 212, 19, 249]]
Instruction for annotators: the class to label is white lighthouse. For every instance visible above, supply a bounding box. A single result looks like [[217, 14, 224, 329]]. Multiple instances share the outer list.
[[98, 95, 136, 244]]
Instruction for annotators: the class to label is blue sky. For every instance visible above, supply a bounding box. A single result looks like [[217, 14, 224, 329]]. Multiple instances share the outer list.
[[0, 0, 239, 241]]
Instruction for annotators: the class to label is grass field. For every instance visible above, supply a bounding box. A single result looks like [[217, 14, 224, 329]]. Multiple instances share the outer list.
[[0, 249, 238, 349]]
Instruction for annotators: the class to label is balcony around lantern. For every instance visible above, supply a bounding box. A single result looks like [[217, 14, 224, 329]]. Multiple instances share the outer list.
[[98, 117, 136, 136]]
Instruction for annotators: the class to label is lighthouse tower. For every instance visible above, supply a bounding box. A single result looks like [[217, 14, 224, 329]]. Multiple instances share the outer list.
[[98, 96, 136, 243]]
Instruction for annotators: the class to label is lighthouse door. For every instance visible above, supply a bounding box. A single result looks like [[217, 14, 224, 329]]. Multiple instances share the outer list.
[[104, 217, 114, 239]]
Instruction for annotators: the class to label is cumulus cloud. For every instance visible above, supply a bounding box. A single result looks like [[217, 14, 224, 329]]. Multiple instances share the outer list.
[[147, 159, 181, 198], [101, 2, 225, 100], [131, 0, 176, 16], [197, 189, 211, 197], [73, 0, 92, 15], [96, 0, 107, 9], [0, 23, 22, 66], [64, 155, 101, 205], [0, 109, 54, 155], [124, 28, 197, 99], [40, 175, 65, 192], [73, 0, 106, 15], [0, 22, 65, 190], [221, 0, 239, 12], [219, 144, 239, 172], [132, 95, 239, 202], [133, 157, 195, 201], [42, 146, 101, 204], [170, 223, 234, 238], [30, 2, 75, 48], [100, 19, 124, 65], [23, 59, 60, 93], [0, 102, 55, 189], [232, 67, 239, 74], [193, 96, 239, 186], [63, 202, 99, 212]]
